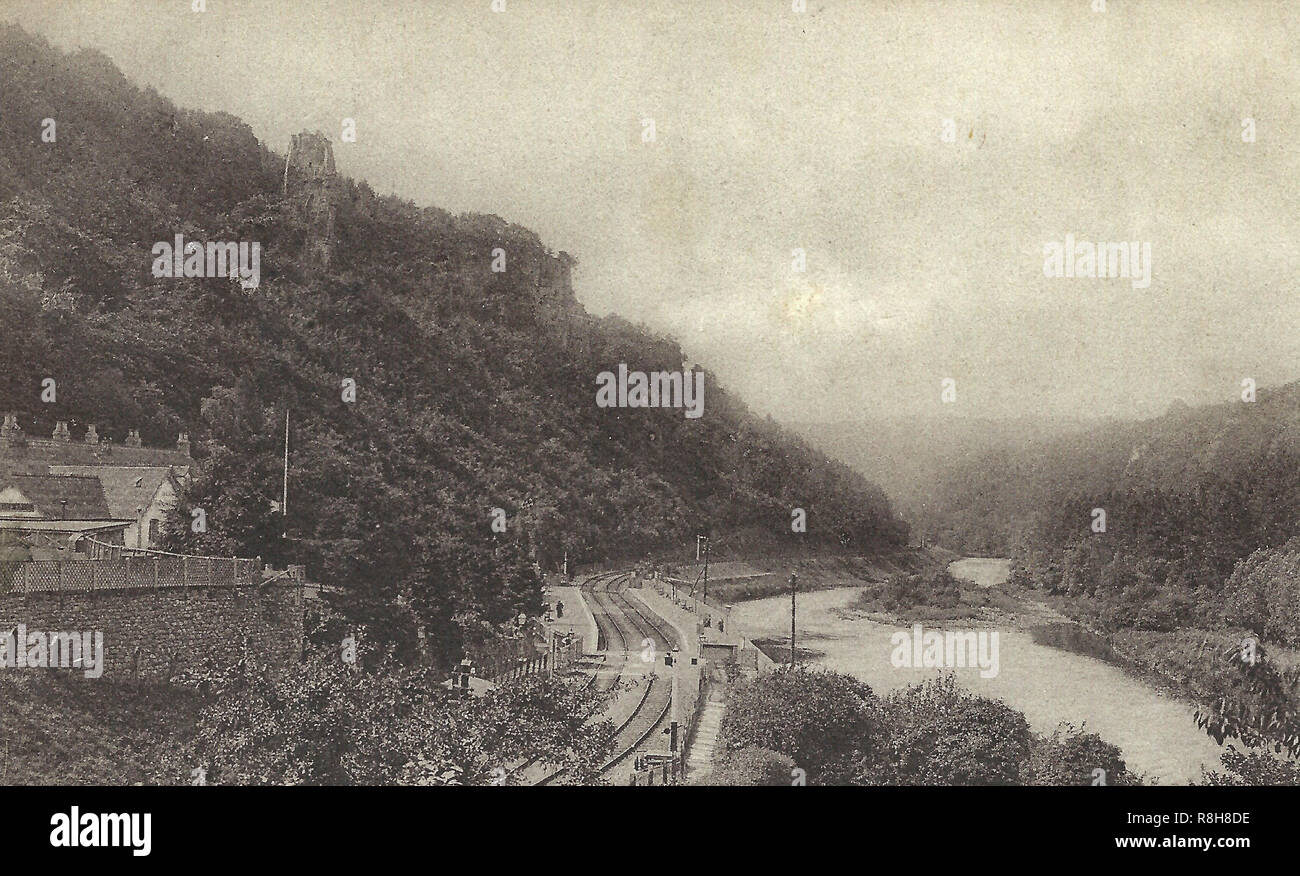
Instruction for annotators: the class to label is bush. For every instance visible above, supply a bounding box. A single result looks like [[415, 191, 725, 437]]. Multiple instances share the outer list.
[[864, 675, 1032, 785], [1200, 746, 1300, 785], [853, 569, 975, 621], [181, 634, 614, 785], [1222, 543, 1300, 647], [719, 666, 884, 784], [1024, 723, 1141, 785], [705, 746, 798, 786]]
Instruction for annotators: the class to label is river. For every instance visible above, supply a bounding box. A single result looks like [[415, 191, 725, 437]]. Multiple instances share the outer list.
[[729, 558, 1228, 784]]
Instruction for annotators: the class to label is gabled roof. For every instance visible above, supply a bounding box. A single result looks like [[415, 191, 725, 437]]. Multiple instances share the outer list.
[[1, 474, 113, 520], [48, 465, 174, 520]]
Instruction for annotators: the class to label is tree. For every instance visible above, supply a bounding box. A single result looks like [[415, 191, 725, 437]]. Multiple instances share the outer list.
[[866, 675, 1032, 785], [1193, 641, 1300, 762], [1201, 746, 1300, 786], [179, 634, 615, 785], [719, 666, 884, 784], [1024, 723, 1141, 786]]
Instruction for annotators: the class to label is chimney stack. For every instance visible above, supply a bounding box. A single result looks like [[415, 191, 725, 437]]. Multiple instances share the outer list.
[[52, 421, 71, 442], [1, 414, 24, 448], [177, 432, 191, 456], [125, 429, 143, 447], [84, 424, 99, 444]]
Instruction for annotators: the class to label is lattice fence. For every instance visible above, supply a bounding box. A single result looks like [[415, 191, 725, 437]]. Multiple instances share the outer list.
[[0, 557, 261, 593]]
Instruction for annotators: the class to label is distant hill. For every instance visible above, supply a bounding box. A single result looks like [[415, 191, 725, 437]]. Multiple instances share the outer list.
[[875, 383, 1300, 636], [796, 414, 1109, 535], [0, 26, 907, 665], [801, 381, 1300, 598]]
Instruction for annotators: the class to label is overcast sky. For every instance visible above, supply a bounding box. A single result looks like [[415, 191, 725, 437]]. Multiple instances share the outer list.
[[5, 0, 1298, 422]]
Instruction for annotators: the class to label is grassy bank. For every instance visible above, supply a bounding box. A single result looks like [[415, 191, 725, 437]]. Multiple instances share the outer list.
[[1028, 622, 1262, 700], [699, 548, 952, 604]]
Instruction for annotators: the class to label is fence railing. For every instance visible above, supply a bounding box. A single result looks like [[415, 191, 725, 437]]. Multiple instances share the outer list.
[[79, 536, 245, 564], [656, 577, 730, 625], [475, 633, 585, 684], [0, 556, 262, 594]]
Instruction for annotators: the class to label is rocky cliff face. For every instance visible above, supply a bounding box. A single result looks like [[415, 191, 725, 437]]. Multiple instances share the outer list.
[[284, 131, 337, 270]]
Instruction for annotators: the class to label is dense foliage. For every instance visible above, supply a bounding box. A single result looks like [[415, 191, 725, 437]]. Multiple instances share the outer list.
[[917, 384, 1300, 762], [712, 669, 1140, 786], [1022, 723, 1141, 786], [863, 675, 1032, 785], [0, 26, 907, 667], [718, 666, 885, 784], [923, 386, 1300, 636], [1201, 747, 1300, 785], [0, 631, 613, 785], [0, 672, 205, 784], [705, 746, 798, 786], [175, 635, 615, 785], [1221, 540, 1300, 648]]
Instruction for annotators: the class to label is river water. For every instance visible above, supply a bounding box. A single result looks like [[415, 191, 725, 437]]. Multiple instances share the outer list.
[[729, 560, 1228, 785]]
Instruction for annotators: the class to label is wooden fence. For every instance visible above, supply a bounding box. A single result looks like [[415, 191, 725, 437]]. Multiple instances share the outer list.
[[476, 632, 585, 684], [0, 556, 262, 594]]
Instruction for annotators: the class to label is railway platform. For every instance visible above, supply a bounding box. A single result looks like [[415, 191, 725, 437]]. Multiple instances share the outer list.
[[542, 582, 599, 657]]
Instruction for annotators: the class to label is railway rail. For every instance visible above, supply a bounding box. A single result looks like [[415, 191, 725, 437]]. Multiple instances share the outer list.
[[536, 569, 681, 784]]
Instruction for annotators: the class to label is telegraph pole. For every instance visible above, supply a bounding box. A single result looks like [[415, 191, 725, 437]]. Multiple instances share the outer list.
[[669, 648, 680, 774], [701, 536, 710, 607], [281, 410, 289, 540], [789, 572, 798, 667]]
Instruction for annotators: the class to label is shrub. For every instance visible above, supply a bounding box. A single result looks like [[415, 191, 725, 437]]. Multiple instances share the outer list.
[[866, 675, 1032, 785], [853, 569, 971, 620], [181, 634, 614, 785], [1222, 544, 1300, 647], [1200, 746, 1300, 785], [1024, 723, 1141, 785], [705, 746, 798, 786], [719, 666, 883, 784]]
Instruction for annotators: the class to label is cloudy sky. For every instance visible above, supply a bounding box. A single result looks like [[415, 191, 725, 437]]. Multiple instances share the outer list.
[[5, 0, 1298, 422]]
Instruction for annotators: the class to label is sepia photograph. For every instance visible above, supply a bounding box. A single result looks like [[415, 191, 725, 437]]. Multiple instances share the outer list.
[[0, 0, 1295, 858]]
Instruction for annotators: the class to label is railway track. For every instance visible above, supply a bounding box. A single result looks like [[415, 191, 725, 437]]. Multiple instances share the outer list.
[[536, 569, 681, 784]]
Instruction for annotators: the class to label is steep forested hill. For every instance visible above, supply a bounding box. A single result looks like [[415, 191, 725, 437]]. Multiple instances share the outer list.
[[0, 26, 906, 665], [928, 386, 1300, 556], [922, 382, 1300, 633]]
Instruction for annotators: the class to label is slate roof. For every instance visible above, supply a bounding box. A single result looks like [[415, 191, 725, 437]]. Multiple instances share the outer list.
[[1, 474, 114, 520], [48, 466, 174, 520]]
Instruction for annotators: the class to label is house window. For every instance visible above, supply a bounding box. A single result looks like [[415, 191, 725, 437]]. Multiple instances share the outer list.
[[148, 519, 161, 545], [0, 502, 35, 513]]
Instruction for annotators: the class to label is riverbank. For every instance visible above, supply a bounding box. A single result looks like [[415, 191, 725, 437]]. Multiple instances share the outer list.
[[729, 585, 1229, 784], [832, 555, 1069, 630], [634, 548, 954, 605], [980, 567, 1300, 773]]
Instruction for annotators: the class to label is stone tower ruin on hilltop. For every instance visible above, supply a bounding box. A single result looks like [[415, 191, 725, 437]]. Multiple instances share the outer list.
[[283, 131, 338, 271]]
